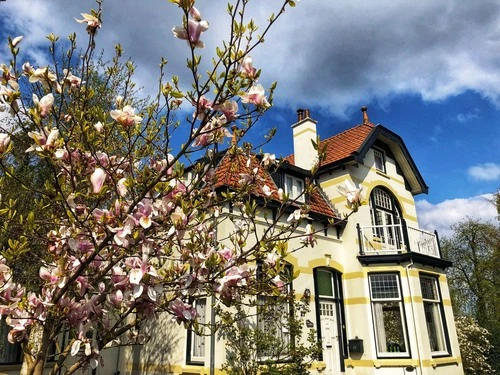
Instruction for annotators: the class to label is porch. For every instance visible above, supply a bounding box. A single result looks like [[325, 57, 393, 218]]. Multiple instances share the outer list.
[[356, 221, 442, 258]]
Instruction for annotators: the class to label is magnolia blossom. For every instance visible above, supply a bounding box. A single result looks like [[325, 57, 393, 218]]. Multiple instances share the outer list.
[[94, 121, 104, 133], [0, 133, 10, 153], [28, 67, 58, 90], [90, 168, 106, 194], [301, 224, 317, 247], [11, 36, 23, 47], [287, 209, 302, 223], [172, 19, 209, 49], [1, 64, 19, 91], [240, 84, 270, 108], [241, 56, 257, 78], [75, 13, 101, 33], [216, 100, 238, 123], [262, 185, 273, 197], [169, 298, 197, 324], [62, 69, 83, 89], [26, 127, 59, 152], [33, 93, 54, 117], [261, 153, 276, 167], [337, 179, 363, 211], [110, 105, 142, 127]]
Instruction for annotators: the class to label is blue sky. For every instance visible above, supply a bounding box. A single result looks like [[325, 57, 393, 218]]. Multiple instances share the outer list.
[[1, 0, 499, 236]]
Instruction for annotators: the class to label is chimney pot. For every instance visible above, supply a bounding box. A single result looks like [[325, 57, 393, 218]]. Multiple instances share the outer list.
[[297, 109, 304, 122], [304, 109, 310, 119], [361, 106, 369, 124]]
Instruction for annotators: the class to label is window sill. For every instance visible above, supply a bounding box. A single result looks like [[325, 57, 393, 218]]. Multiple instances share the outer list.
[[430, 356, 460, 368], [375, 170, 390, 179]]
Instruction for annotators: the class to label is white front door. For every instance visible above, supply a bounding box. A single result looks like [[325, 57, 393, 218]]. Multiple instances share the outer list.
[[319, 301, 341, 375]]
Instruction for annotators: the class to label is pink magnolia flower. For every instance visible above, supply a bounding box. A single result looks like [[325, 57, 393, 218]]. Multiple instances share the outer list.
[[26, 127, 59, 153], [75, 13, 101, 33], [33, 93, 54, 117], [216, 100, 238, 123], [90, 167, 106, 194], [337, 179, 363, 211], [0, 133, 10, 153], [301, 223, 317, 247], [287, 209, 302, 223], [262, 185, 273, 197], [62, 69, 83, 89], [241, 56, 257, 78], [240, 84, 270, 108], [172, 19, 209, 49], [110, 105, 142, 127], [261, 153, 276, 167], [169, 298, 197, 324]]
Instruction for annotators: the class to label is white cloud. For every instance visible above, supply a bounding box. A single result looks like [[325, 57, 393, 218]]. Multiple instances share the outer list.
[[468, 163, 500, 181], [3, 1, 500, 116], [416, 194, 497, 238]]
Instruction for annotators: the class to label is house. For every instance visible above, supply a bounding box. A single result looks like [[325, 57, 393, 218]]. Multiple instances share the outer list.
[[0, 107, 463, 375], [118, 107, 462, 375]]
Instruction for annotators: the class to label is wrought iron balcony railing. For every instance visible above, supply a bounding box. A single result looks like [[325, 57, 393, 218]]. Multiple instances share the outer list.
[[356, 221, 441, 258]]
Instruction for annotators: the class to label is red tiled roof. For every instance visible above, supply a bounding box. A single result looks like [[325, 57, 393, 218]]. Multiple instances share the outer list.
[[214, 150, 337, 219], [285, 123, 375, 167]]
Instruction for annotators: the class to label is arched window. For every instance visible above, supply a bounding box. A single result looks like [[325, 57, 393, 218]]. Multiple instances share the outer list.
[[369, 187, 402, 247]]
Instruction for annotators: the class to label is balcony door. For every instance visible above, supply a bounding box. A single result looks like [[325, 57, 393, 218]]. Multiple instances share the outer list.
[[369, 187, 402, 250]]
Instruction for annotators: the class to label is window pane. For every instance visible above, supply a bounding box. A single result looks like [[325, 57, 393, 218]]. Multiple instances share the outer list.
[[420, 277, 438, 301], [423, 303, 446, 352], [373, 301, 406, 353], [370, 274, 400, 299], [191, 299, 206, 359], [317, 270, 334, 297]]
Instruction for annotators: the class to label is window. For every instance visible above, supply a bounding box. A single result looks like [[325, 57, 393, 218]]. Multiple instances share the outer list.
[[257, 266, 292, 359], [0, 320, 22, 364], [374, 149, 386, 173], [369, 274, 409, 357], [187, 298, 207, 363], [284, 175, 304, 202], [420, 276, 449, 355], [369, 187, 402, 248]]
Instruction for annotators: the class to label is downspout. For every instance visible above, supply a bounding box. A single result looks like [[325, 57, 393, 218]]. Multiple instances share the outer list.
[[405, 261, 424, 375], [209, 294, 216, 375]]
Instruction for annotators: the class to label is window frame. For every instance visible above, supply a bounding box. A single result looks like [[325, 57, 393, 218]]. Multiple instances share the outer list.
[[419, 274, 451, 357], [368, 273, 411, 358], [186, 297, 208, 365], [256, 264, 293, 361], [373, 148, 386, 173], [284, 174, 305, 203]]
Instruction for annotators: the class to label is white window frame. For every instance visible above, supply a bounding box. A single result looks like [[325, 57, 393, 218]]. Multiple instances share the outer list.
[[284, 174, 304, 202], [373, 149, 386, 173], [419, 275, 449, 356], [369, 273, 410, 357], [256, 265, 292, 360], [188, 298, 207, 363]]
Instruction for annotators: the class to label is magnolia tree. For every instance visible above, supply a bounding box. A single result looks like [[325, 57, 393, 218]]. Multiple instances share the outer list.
[[0, 1, 364, 375], [455, 316, 494, 374]]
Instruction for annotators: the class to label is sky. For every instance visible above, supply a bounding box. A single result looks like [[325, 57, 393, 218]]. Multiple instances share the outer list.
[[1, 0, 499, 237]]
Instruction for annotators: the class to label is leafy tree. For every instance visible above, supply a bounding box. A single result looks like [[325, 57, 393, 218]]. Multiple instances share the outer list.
[[455, 316, 494, 375], [218, 283, 322, 375], [0, 1, 345, 374], [442, 218, 500, 372]]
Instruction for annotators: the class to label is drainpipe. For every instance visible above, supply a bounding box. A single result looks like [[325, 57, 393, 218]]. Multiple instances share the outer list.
[[210, 294, 216, 375], [405, 261, 424, 375]]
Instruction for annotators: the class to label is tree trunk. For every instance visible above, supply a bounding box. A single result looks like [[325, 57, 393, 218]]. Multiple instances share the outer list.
[[20, 320, 52, 375]]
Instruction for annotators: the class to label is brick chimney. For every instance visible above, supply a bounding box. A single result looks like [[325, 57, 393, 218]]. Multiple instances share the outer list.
[[292, 108, 318, 170]]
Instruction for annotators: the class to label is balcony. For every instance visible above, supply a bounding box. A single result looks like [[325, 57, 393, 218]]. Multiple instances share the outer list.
[[356, 221, 443, 259]]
